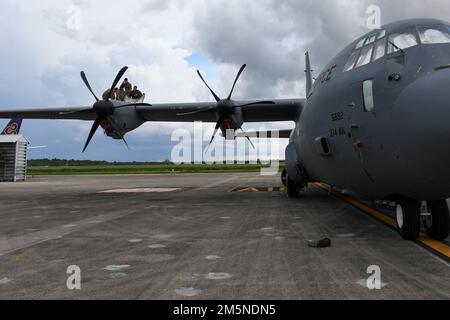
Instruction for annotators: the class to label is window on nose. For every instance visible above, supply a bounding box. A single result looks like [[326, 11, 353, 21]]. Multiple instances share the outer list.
[[363, 80, 375, 112], [388, 30, 419, 54], [355, 45, 374, 68], [417, 26, 450, 44]]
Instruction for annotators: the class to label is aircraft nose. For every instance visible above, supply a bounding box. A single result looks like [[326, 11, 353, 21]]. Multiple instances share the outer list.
[[392, 69, 450, 193]]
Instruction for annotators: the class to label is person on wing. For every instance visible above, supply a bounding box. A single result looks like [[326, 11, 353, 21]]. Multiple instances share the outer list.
[[102, 87, 118, 100], [116, 88, 126, 101], [128, 85, 143, 100], [120, 78, 132, 96]]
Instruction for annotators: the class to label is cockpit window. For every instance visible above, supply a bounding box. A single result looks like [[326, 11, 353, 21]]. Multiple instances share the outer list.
[[387, 30, 419, 54], [417, 26, 450, 44], [355, 38, 366, 50], [372, 37, 386, 61], [355, 45, 374, 68], [377, 30, 386, 40], [343, 50, 360, 72], [344, 29, 387, 72], [365, 34, 377, 45]]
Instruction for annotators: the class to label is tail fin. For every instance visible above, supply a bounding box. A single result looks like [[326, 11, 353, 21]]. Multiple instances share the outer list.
[[1, 119, 23, 135], [305, 51, 312, 96]]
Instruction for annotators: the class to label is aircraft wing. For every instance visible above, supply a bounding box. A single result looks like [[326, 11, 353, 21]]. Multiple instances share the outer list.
[[0, 106, 96, 120], [136, 99, 303, 123], [0, 99, 302, 123]]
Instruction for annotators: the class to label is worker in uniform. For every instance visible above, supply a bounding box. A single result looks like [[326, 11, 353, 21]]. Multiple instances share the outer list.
[[102, 87, 118, 100], [116, 88, 126, 101], [128, 85, 143, 100], [120, 78, 132, 96]]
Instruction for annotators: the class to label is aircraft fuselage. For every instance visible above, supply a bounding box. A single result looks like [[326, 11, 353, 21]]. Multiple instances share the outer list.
[[292, 18, 450, 201]]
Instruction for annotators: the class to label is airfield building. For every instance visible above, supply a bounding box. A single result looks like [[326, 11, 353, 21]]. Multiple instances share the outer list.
[[0, 135, 29, 182]]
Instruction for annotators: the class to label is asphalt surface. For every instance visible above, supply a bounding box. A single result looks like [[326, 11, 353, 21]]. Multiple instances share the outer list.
[[0, 173, 449, 299]]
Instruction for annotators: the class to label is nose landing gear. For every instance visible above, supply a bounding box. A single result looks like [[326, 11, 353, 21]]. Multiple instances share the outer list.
[[281, 169, 306, 198]]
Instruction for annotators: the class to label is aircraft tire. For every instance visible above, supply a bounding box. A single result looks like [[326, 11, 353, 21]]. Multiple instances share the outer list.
[[286, 175, 300, 198], [395, 199, 420, 241], [424, 200, 450, 241]]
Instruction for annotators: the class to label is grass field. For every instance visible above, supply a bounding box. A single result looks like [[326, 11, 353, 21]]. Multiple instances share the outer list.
[[27, 163, 283, 175]]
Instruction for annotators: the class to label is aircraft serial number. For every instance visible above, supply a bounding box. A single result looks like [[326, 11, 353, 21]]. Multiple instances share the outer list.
[[329, 127, 347, 138], [331, 112, 344, 122]]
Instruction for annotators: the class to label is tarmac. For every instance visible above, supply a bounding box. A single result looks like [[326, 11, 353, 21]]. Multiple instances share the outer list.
[[0, 173, 449, 299]]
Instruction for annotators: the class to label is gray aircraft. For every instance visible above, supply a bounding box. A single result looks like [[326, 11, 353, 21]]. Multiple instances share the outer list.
[[1, 18, 449, 241]]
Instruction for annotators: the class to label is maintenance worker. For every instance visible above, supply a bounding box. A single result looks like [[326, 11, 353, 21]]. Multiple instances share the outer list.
[[128, 85, 143, 100], [116, 88, 126, 101], [120, 78, 132, 96], [102, 87, 118, 100]]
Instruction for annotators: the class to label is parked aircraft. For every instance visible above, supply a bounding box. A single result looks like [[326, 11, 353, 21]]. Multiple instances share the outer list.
[[1, 19, 449, 241]]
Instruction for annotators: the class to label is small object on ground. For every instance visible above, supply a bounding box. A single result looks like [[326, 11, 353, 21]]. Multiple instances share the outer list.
[[307, 238, 331, 248]]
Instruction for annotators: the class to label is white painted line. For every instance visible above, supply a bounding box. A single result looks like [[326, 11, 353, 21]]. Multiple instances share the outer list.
[[205, 273, 232, 280], [175, 287, 202, 297], [103, 265, 130, 271], [148, 244, 166, 249], [205, 255, 222, 260], [128, 239, 143, 243]]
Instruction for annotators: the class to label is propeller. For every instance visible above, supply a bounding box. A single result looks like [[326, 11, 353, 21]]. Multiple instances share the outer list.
[[80, 66, 130, 152], [183, 64, 275, 147]]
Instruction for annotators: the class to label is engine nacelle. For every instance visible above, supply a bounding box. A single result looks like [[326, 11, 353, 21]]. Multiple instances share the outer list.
[[102, 108, 145, 139], [219, 107, 244, 139]]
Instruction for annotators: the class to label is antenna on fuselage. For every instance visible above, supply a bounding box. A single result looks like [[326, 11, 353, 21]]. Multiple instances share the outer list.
[[305, 51, 313, 96]]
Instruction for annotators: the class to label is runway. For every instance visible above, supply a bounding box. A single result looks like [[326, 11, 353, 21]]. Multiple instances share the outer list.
[[0, 173, 449, 299]]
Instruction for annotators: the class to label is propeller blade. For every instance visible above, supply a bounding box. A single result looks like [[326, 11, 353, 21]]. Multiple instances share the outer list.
[[113, 124, 130, 149], [176, 107, 216, 116], [107, 117, 130, 150], [197, 70, 221, 102], [83, 117, 102, 152], [121, 136, 130, 149], [209, 118, 223, 145], [117, 131, 130, 149], [80, 71, 99, 102], [245, 134, 255, 149], [108, 66, 128, 100], [237, 101, 276, 108], [236, 126, 255, 149], [227, 64, 246, 100]]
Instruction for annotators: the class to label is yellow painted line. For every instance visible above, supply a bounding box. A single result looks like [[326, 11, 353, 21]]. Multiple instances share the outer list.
[[314, 182, 450, 260], [10, 252, 29, 261], [336, 193, 396, 228], [237, 187, 259, 193], [419, 235, 450, 257]]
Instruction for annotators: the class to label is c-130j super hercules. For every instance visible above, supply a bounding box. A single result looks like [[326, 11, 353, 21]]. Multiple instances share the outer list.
[[1, 18, 450, 242]]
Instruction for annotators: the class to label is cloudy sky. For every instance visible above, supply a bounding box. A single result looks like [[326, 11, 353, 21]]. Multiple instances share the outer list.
[[1, 0, 449, 161]]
